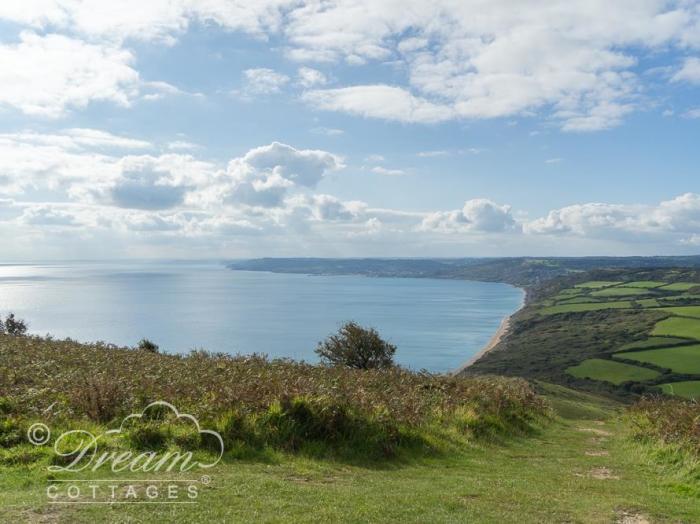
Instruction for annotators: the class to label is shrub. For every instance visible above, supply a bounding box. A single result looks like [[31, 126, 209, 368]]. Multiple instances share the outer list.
[[316, 321, 396, 369], [3, 314, 27, 336], [137, 338, 159, 353]]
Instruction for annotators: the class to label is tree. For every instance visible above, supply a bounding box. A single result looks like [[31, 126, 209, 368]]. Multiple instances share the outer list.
[[3, 314, 27, 336], [137, 338, 159, 353], [315, 321, 396, 369]]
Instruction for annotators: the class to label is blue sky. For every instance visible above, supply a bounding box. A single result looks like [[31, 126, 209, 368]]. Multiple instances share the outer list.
[[0, 1, 699, 259]]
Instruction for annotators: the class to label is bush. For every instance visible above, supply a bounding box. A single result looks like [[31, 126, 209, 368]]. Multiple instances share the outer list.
[[137, 338, 159, 353], [2, 313, 27, 336], [316, 321, 396, 369]]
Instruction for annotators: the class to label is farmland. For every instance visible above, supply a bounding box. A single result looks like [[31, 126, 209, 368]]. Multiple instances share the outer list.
[[614, 344, 700, 374], [652, 317, 700, 339], [658, 380, 700, 399], [468, 268, 700, 400], [566, 358, 660, 384]]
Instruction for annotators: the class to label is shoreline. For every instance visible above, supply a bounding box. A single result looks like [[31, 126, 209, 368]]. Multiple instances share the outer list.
[[452, 293, 526, 375]]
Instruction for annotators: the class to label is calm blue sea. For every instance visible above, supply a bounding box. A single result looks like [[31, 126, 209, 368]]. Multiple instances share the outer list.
[[0, 261, 523, 372]]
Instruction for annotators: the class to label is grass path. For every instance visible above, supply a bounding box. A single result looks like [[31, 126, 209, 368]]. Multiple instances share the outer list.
[[1, 388, 698, 523]]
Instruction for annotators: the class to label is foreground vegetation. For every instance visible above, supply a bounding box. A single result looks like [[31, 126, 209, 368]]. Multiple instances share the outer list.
[[0, 333, 549, 463]]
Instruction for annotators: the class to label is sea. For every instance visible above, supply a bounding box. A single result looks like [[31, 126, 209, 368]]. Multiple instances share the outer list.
[[0, 261, 523, 372]]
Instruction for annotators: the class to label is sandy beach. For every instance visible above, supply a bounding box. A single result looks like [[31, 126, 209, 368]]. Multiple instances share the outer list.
[[452, 311, 517, 375]]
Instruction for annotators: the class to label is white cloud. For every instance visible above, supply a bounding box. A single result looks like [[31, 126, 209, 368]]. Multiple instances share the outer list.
[[304, 85, 453, 124], [684, 107, 700, 119], [672, 57, 700, 84], [167, 140, 200, 151], [218, 142, 344, 208], [545, 158, 562, 164], [417, 150, 449, 158], [2, 1, 699, 130], [0, 32, 140, 117], [371, 166, 407, 176], [0, 128, 151, 151], [421, 199, 517, 233], [525, 194, 700, 239], [240, 68, 290, 96], [297, 67, 327, 88]]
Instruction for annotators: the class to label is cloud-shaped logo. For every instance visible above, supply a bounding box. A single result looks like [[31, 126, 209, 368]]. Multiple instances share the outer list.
[[105, 401, 224, 469]]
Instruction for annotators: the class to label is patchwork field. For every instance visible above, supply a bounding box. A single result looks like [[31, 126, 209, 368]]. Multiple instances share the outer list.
[[659, 305, 700, 319], [541, 301, 632, 315], [652, 317, 700, 339], [530, 274, 700, 394], [619, 336, 690, 351], [566, 358, 660, 385], [623, 281, 666, 288], [590, 287, 652, 297], [658, 283, 699, 291], [573, 281, 622, 289], [614, 344, 700, 374], [659, 380, 700, 400]]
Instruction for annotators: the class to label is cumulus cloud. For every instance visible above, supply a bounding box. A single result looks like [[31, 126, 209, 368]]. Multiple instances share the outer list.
[[223, 142, 344, 207], [240, 68, 290, 96], [297, 67, 327, 88], [525, 194, 700, 239], [0, 32, 140, 117], [672, 57, 700, 84], [421, 199, 517, 233], [2, 1, 699, 130], [304, 85, 453, 124]]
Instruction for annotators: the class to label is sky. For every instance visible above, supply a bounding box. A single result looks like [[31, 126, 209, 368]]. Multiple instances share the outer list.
[[0, 0, 699, 260]]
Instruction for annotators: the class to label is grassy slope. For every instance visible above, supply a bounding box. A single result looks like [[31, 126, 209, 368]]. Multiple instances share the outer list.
[[616, 344, 700, 374], [659, 380, 700, 399], [1, 385, 698, 524], [567, 358, 659, 385]]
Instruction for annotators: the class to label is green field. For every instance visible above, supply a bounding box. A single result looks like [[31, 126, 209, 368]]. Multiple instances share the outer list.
[[664, 294, 700, 301], [659, 306, 700, 319], [615, 344, 700, 374], [658, 282, 699, 291], [622, 281, 666, 288], [619, 337, 690, 351], [541, 301, 632, 315], [659, 380, 700, 400], [566, 358, 659, 384], [590, 287, 652, 297], [635, 298, 659, 308], [652, 317, 700, 339], [574, 281, 622, 289], [556, 296, 602, 304]]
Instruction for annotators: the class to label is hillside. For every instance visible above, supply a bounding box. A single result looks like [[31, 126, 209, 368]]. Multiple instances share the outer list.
[[0, 335, 698, 522], [229, 256, 700, 289], [467, 268, 700, 401]]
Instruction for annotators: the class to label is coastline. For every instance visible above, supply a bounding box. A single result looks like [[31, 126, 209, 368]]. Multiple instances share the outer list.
[[452, 293, 526, 375]]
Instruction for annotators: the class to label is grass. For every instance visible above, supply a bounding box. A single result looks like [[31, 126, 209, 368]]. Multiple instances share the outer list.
[[634, 298, 659, 308], [652, 316, 700, 339], [540, 301, 632, 315], [0, 334, 549, 462], [658, 283, 700, 291], [660, 305, 700, 319], [574, 281, 623, 289], [659, 380, 700, 399], [2, 384, 699, 523], [622, 281, 666, 288], [619, 336, 690, 351], [614, 344, 700, 374], [566, 359, 659, 385], [590, 287, 652, 297]]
